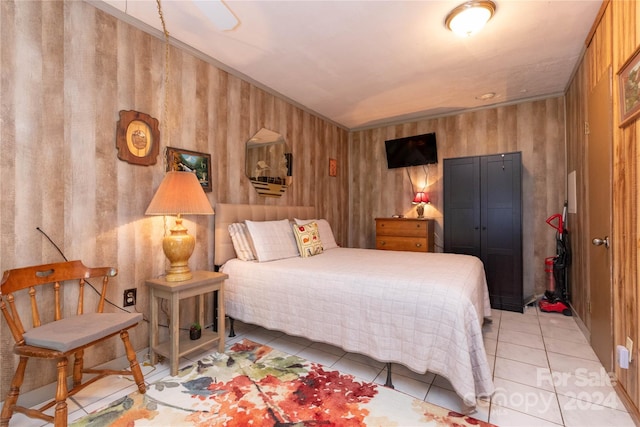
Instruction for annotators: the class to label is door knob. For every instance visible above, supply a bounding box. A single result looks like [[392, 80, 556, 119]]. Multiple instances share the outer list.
[[592, 236, 610, 248]]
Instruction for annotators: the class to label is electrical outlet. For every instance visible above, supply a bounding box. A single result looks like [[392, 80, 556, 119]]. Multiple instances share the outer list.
[[124, 288, 136, 307], [627, 337, 634, 363]]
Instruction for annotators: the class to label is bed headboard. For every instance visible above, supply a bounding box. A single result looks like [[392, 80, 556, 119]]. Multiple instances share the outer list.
[[214, 203, 316, 266]]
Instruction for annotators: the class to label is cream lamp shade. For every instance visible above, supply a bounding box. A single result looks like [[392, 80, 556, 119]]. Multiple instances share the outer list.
[[146, 171, 214, 281]]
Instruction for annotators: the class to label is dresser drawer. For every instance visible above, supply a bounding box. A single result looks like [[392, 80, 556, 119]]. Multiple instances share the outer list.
[[376, 236, 429, 252], [376, 219, 429, 237], [374, 218, 435, 252]]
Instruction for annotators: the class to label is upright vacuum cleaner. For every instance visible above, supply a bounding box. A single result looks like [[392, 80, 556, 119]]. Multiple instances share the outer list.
[[539, 203, 572, 316]]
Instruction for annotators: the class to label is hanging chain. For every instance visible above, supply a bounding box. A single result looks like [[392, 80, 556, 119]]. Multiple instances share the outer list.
[[157, 0, 171, 238], [156, 0, 170, 166]]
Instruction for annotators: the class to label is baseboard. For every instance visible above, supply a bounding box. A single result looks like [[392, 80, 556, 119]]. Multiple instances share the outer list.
[[615, 382, 640, 425], [567, 304, 640, 420], [523, 293, 538, 307], [567, 301, 590, 342]]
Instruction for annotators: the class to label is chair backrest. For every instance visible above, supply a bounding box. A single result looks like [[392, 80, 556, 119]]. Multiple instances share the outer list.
[[0, 260, 117, 345]]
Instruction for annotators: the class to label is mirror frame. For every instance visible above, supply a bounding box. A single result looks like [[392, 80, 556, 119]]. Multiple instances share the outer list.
[[245, 128, 292, 197]]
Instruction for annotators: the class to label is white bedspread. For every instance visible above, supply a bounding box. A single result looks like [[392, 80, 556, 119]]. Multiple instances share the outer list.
[[221, 247, 494, 406]]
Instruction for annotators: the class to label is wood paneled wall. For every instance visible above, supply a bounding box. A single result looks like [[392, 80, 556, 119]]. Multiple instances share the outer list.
[[565, 0, 640, 414], [5, 0, 638, 410], [0, 1, 349, 395], [565, 53, 589, 325], [611, 0, 640, 411], [349, 98, 566, 302]]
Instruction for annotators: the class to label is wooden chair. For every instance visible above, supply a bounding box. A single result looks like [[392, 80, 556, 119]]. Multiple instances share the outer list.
[[0, 260, 146, 427]]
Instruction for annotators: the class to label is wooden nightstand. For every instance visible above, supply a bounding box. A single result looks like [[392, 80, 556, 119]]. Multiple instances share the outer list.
[[375, 218, 435, 252], [146, 271, 227, 376]]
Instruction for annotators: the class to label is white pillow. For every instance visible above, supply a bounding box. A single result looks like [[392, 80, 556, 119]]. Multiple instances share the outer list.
[[245, 219, 300, 262], [228, 223, 256, 261], [294, 218, 338, 250]]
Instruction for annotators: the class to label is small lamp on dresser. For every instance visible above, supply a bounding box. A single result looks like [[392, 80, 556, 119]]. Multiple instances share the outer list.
[[412, 192, 430, 219]]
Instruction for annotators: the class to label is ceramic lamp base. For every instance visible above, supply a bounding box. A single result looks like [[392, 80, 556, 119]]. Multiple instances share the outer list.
[[163, 216, 195, 282]]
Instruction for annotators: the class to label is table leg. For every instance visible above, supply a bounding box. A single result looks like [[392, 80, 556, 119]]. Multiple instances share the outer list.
[[197, 294, 204, 330], [170, 292, 180, 376], [149, 290, 158, 365], [212, 291, 218, 332], [217, 285, 225, 353]]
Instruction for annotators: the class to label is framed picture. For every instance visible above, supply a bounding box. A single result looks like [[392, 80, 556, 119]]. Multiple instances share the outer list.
[[116, 110, 160, 166], [329, 158, 337, 177], [166, 147, 212, 192], [618, 46, 640, 128]]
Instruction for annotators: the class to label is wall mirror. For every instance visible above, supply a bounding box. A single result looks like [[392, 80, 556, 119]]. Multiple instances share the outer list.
[[245, 128, 292, 197]]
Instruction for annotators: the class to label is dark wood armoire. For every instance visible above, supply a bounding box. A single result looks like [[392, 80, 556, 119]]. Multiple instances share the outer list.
[[443, 152, 523, 312]]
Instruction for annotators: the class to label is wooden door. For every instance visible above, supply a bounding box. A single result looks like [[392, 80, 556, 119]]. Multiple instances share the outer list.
[[587, 69, 613, 371]]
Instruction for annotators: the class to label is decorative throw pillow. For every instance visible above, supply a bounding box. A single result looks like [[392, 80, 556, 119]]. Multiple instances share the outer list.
[[292, 221, 324, 258], [228, 223, 256, 261], [294, 218, 338, 250], [245, 219, 300, 262]]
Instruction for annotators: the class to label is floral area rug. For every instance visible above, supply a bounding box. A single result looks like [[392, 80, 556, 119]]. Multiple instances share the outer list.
[[71, 339, 495, 426]]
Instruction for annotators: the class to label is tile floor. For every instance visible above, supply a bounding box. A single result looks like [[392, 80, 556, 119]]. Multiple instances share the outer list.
[[3, 305, 638, 426]]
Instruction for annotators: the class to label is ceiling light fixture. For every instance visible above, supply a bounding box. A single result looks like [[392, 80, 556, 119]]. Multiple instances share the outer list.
[[193, 0, 239, 31], [445, 0, 496, 37], [476, 92, 496, 101]]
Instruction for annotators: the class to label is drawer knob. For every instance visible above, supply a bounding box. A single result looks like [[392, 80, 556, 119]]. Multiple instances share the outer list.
[[380, 241, 386, 245], [415, 243, 422, 247]]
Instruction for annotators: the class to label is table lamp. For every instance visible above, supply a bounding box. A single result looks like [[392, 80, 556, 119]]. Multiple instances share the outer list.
[[412, 192, 430, 219], [145, 171, 214, 281]]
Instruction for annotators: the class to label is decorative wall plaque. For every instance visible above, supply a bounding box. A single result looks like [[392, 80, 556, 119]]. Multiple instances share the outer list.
[[116, 110, 160, 166]]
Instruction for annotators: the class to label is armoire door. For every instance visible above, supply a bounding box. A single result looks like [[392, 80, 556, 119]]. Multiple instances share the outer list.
[[481, 153, 523, 312], [443, 156, 481, 257], [444, 153, 523, 312]]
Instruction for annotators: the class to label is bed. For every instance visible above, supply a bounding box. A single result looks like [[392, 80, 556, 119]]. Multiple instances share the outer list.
[[214, 203, 494, 408]]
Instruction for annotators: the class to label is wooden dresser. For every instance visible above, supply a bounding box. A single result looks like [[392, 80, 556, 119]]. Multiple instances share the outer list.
[[375, 218, 434, 252]]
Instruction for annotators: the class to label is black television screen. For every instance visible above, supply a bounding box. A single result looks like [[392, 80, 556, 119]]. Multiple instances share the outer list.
[[385, 132, 437, 169]]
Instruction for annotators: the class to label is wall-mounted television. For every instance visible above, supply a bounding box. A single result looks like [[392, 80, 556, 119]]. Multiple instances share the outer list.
[[384, 132, 438, 169]]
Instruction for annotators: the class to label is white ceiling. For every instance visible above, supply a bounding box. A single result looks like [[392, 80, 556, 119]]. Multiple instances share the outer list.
[[97, 0, 602, 130]]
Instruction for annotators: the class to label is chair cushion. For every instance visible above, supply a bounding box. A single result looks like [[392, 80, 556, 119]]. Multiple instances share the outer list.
[[23, 312, 142, 353]]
